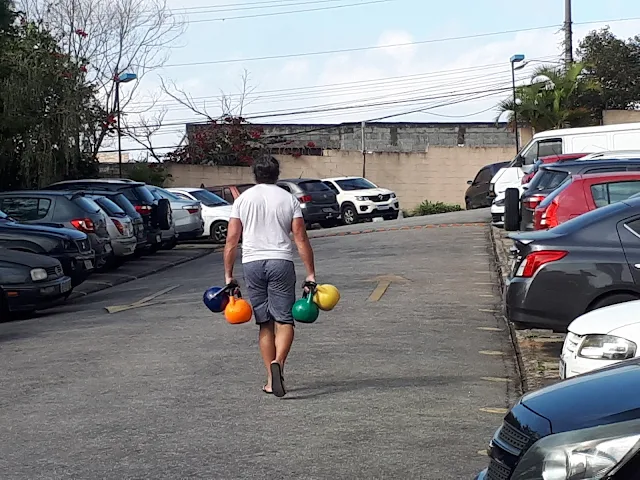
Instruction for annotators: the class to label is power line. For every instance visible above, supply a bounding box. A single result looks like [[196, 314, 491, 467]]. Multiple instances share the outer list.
[[162, 17, 640, 68], [173, 0, 360, 12], [183, 0, 395, 23]]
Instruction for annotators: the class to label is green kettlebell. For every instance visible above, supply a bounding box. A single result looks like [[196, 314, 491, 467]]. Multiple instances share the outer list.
[[292, 283, 319, 324]]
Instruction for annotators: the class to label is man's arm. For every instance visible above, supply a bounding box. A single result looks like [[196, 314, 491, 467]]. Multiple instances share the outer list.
[[224, 217, 242, 284], [292, 217, 315, 282]]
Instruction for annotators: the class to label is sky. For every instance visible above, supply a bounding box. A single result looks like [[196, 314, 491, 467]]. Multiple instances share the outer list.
[[113, 0, 640, 158]]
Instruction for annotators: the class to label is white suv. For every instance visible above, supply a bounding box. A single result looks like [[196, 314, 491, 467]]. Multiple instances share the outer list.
[[322, 176, 399, 225]]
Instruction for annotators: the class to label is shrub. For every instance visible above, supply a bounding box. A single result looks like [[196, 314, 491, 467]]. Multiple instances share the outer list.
[[412, 200, 463, 216]]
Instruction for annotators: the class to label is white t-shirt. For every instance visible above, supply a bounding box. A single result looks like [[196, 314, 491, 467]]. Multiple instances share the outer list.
[[230, 183, 303, 263]]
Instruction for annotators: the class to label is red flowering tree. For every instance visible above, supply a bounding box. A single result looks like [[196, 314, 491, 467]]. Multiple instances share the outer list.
[[166, 116, 266, 166]]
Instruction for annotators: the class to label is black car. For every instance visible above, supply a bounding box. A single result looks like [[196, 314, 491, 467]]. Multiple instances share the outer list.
[[277, 179, 341, 228], [72, 190, 146, 251], [0, 248, 72, 317], [518, 157, 640, 231], [46, 179, 171, 253], [506, 197, 640, 332], [465, 161, 511, 209], [0, 210, 94, 286], [0, 191, 112, 269], [476, 357, 640, 480]]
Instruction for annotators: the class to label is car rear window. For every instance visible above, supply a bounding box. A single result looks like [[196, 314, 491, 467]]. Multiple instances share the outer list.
[[109, 194, 138, 217], [134, 186, 155, 204], [190, 189, 228, 206], [94, 197, 126, 216], [531, 170, 569, 191], [298, 180, 332, 192], [73, 196, 102, 214]]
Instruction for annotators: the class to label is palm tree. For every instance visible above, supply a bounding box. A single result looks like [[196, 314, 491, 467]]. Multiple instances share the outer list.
[[495, 62, 601, 133]]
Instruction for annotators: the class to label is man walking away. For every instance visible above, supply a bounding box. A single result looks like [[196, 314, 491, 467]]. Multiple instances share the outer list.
[[223, 156, 316, 397]]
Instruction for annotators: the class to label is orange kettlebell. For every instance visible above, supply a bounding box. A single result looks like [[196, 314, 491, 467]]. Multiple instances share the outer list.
[[224, 289, 253, 324]]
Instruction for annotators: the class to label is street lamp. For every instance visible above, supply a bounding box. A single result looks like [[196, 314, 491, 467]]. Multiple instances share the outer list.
[[114, 71, 137, 177], [510, 54, 525, 152]]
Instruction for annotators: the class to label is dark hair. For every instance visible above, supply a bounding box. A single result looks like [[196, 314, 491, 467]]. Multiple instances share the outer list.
[[252, 155, 280, 184]]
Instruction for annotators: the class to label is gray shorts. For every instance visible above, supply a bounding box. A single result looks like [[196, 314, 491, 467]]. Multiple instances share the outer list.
[[243, 259, 296, 325]]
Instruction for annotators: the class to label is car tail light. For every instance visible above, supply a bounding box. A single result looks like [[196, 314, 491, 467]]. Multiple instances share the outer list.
[[516, 250, 568, 278], [135, 205, 152, 215], [523, 194, 547, 210], [112, 218, 124, 235], [298, 195, 312, 203], [533, 206, 545, 230], [183, 206, 199, 214], [70, 218, 95, 233], [540, 199, 560, 229]]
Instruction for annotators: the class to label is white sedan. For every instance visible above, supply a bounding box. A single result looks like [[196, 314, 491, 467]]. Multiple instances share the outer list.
[[167, 187, 233, 243], [560, 300, 640, 379]]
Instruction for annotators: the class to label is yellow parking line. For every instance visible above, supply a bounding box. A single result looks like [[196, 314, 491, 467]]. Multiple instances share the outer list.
[[479, 350, 504, 356], [477, 327, 502, 332], [481, 377, 511, 383], [479, 407, 509, 415]]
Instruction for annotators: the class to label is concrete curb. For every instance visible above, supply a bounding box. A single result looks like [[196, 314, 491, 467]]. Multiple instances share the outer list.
[[69, 248, 217, 300], [309, 221, 488, 239], [488, 225, 530, 394]]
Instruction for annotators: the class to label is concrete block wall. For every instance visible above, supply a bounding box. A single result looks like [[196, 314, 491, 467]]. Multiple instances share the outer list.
[[167, 145, 514, 209]]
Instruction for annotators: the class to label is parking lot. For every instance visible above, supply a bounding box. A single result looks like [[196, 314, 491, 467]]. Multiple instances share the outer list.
[[0, 211, 519, 479]]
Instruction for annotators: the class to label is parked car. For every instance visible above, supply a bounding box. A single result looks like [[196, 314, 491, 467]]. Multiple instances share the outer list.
[[47, 179, 171, 253], [146, 186, 204, 242], [145, 186, 179, 248], [497, 156, 640, 230], [489, 121, 640, 199], [506, 197, 640, 332], [560, 299, 640, 379], [0, 191, 112, 269], [520, 152, 589, 185], [534, 172, 640, 230], [322, 176, 399, 225], [74, 190, 147, 252], [277, 179, 340, 228], [465, 161, 510, 209], [475, 357, 640, 480], [205, 184, 255, 204], [0, 210, 93, 287], [86, 195, 137, 260], [166, 187, 231, 243], [0, 248, 73, 317]]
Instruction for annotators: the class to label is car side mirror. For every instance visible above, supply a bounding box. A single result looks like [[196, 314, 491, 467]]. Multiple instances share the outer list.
[[467, 180, 473, 185], [513, 155, 523, 167]]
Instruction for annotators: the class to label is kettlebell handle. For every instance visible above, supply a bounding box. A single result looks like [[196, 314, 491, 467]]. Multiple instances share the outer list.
[[302, 280, 317, 298]]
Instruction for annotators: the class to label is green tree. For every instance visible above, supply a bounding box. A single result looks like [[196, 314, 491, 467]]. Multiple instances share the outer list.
[[495, 62, 600, 132], [577, 27, 640, 110], [0, 13, 105, 189]]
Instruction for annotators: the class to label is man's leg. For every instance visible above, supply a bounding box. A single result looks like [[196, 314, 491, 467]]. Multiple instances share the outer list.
[[265, 260, 296, 397], [243, 261, 275, 392]]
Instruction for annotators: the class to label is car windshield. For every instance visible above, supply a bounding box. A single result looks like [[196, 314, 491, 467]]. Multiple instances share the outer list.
[[335, 178, 377, 191], [73, 196, 102, 214], [153, 188, 184, 201], [298, 180, 331, 192], [190, 189, 228, 206], [134, 186, 156, 204]]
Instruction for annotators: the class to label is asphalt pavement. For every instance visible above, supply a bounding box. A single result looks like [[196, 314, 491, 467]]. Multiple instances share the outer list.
[[0, 208, 518, 479]]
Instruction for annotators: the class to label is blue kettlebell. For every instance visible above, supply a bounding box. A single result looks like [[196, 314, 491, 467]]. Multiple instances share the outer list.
[[203, 285, 230, 313]]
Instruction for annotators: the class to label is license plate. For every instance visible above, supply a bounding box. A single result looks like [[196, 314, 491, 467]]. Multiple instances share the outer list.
[[104, 244, 112, 253], [84, 260, 93, 270], [156, 234, 162, 243], [60, 279, 72, 293], [377, 206, 390, 210], [559, 359, 566, 379], [323, 208, 335, 213]]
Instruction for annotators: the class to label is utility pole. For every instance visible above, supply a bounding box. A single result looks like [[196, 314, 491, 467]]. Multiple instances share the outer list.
[[361, 121, 366, 178], [564, 0, 573, 69]]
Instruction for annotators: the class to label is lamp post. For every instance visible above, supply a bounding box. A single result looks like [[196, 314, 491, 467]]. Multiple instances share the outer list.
[[510, 54, 525, 153], [114, 72, 137, 177]]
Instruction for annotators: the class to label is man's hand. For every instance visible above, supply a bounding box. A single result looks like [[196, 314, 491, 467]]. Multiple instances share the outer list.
[[305, 274, 316, 284], [225, 276, 236, 287]]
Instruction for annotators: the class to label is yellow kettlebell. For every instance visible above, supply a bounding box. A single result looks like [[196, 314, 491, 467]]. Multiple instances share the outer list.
[[313, 284, 341, 311]]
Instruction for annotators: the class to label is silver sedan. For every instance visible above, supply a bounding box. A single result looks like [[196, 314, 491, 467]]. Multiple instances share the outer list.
[[147, 186, 205, 241]]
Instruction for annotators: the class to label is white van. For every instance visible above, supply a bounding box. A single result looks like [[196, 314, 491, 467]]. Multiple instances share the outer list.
[[489, 122, 640, 197]]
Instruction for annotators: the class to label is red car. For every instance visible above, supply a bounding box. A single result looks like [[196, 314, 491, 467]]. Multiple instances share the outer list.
[[534, 171, 640, 229], [521, 152, 590, 185]]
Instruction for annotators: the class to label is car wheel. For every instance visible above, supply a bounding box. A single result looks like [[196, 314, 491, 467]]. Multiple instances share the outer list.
[[342, 204, 358, 225], [465, 198, 472, 210], [210, 221, 228, 244], [503, 188, 520, 232], [0, 289, 8, 319], [383, 212, 399, 221], [588, 293, 640, 312], [157, 199, 172, 230], [162, 237, 178, 250]]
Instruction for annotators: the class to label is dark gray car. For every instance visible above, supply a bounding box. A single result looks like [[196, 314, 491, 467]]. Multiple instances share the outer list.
[[506, 197, 640, 332], [276, 179, 341, 228], [0, 191, 112, 270], [519, 157, 640, 231]]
